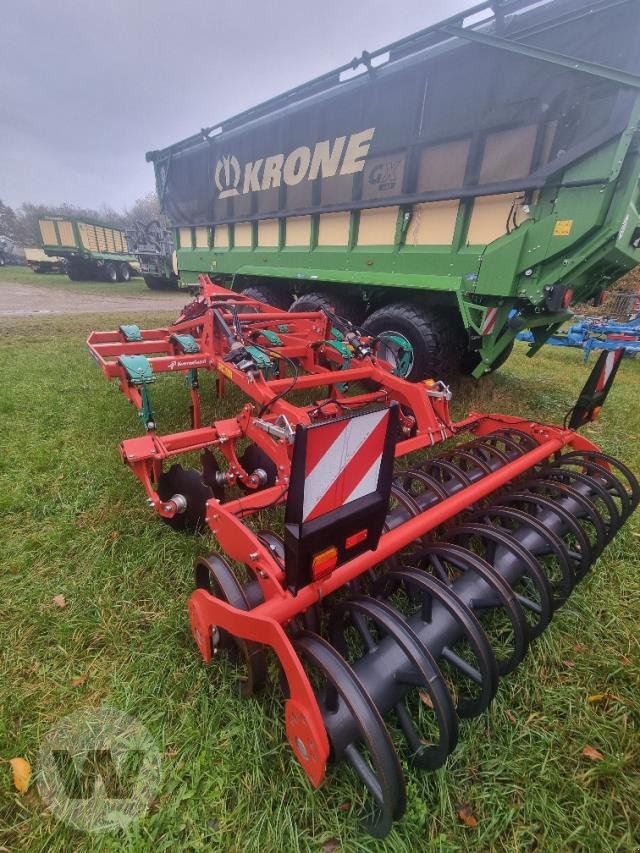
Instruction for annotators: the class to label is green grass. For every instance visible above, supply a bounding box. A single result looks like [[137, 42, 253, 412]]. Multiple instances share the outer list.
[[0, 265, 180, 300], [0, 312, 639, 852]]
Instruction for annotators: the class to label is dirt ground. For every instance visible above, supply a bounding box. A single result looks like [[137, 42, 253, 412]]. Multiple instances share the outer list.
[[0, 280, 188, 316]]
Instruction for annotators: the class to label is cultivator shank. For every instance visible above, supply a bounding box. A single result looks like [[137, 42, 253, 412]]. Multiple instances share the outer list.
[[89, 276, 638, 835]]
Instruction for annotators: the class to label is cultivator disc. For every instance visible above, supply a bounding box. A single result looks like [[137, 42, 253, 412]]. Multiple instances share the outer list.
[[87, 276, 638, 836]]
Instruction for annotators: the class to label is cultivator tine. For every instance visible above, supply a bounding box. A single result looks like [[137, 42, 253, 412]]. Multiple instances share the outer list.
[[88, 277, 639, 837]]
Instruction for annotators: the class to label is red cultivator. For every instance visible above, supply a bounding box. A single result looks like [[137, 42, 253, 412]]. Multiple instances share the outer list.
[[88, 277, 638, 836]]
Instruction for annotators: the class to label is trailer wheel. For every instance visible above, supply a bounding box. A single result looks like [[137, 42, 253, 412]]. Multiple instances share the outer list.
[[144, 274, 172, 290], [118, 263, 131, 282], [460, 341, 515, 375], [65, 261, 84, 281], [290, 291, 364, 325], [362, 303, 464, 381], [239, 284, 292, 310], [105, 263, 118, 283]]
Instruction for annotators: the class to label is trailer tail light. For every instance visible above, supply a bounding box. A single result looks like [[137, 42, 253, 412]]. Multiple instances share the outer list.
[[562, 288, 574, 309], [345, 529, 368, 549], [311, 546, 338, 580]]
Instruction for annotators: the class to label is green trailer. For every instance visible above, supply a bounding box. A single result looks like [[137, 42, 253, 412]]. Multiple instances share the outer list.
[[39, 215, 138, 283], [146, 0, 640, 379]]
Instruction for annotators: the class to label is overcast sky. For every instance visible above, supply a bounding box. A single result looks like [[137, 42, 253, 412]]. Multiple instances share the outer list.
[[1, 0, 469, 212]]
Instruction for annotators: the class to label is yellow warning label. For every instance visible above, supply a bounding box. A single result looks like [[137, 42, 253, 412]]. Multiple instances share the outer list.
[[217, 361, 233, 379], [553, 219, 574, 236]]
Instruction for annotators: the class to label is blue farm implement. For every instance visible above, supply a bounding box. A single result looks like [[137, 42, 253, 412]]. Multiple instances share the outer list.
[[518, 314, 640, 359]]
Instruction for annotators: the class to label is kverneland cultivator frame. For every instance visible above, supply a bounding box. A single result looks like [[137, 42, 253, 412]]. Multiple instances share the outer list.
[[88, 276, 638, 836]]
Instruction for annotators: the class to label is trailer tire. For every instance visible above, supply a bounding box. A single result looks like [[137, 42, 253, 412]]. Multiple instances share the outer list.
[[239, 285, 293, 310], [460, 340, 515, 375], [362, 302, 464, 381], [65, 261, 84, 281], [118, 263, 131, 282], [290, 290, 364, 325], [144, 274, 172, 290], [105, 263, 118, 283]]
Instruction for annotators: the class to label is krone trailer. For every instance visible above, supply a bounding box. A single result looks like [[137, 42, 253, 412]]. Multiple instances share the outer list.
[[147, 0, 640, 378]]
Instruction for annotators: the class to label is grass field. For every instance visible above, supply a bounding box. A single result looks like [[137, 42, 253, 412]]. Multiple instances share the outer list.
[[0, 305, 639, 852], [0, 266, 177, 299]]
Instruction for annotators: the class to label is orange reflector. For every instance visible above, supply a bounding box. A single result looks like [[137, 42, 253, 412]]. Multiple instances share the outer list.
[[590, 405, 602, 421], [311, 546, 338, 580], [345, 529, 368, 549], [562, 288, 574, 308]]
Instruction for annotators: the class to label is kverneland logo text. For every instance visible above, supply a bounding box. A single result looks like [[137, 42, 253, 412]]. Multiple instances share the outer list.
[[214, 128, 375, 199]]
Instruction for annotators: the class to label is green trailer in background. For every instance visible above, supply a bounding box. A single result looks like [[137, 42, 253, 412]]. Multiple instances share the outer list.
[[39, 215, 138, 283], [147, 0, 640, 379]]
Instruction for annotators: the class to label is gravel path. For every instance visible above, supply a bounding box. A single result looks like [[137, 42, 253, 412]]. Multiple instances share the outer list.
[[0, 281, 189, 316]]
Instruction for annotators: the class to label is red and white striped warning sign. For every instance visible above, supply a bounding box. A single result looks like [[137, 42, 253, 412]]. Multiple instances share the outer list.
[[481, 307, 499, 336], [302, 408, 389, 522], [595, 350, 623, 392]]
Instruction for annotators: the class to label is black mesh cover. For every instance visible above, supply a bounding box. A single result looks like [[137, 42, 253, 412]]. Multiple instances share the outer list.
[[156, 0, 640, 227]]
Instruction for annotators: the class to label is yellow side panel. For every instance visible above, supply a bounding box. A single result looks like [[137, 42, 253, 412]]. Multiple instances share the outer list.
[[39, 219, 59, 246], [406, 201, 459, 246], [114, 231, 124, 252], [105, 229, 116, 253], [195, 226, 209, 248], [258, 219, 279, 248], [357, 207, 399, 246], [213, 226, 229, 249], [95, 227, 107, 252], [318, 212, 351, 246], [467, 194, 530, 245], [234, 222, 253, 248], [179, 227, 192, 249], [285, 216, 311, 247], [57, 220, 76, 247], [479, 125, 537, 184], [79, 223, 98, 252]]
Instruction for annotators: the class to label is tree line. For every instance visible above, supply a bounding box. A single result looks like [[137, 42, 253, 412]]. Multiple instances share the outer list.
[[0, 193, 164, 248]]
